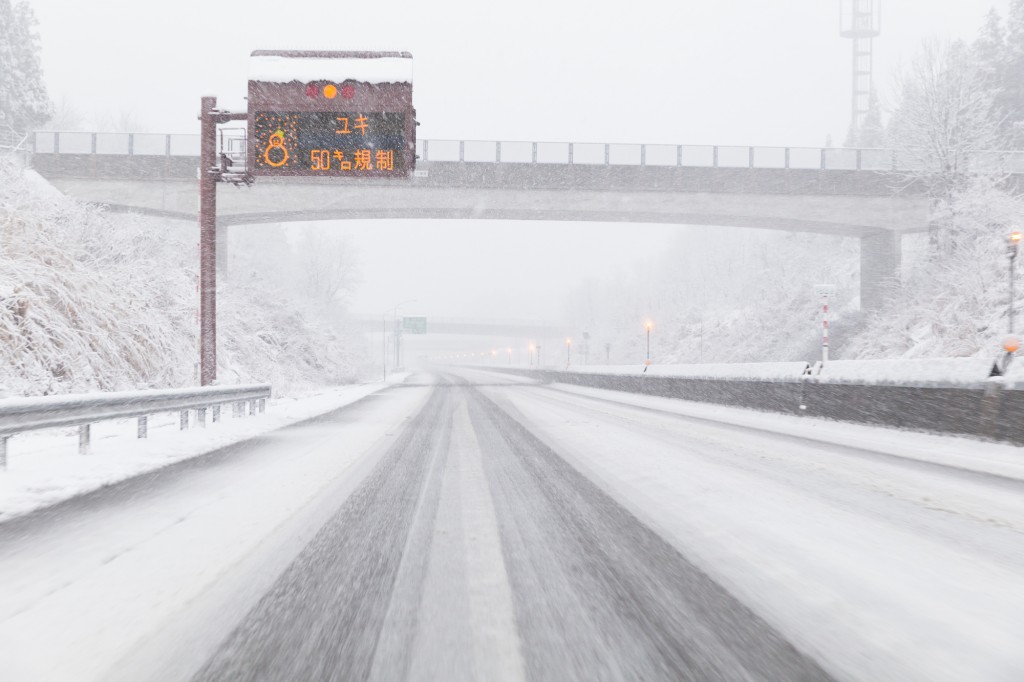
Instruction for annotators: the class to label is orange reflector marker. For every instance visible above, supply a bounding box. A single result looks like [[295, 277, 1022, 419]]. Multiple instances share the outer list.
[[323, 84, 338, 99]]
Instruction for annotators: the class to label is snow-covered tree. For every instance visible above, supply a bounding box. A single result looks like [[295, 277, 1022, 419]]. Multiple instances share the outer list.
[[94, 109, 146, 133], [45, 96, 84, 131], [0, 0, 52, 131], [887, 39, 1006, 252], [296, 228, 361, 308]]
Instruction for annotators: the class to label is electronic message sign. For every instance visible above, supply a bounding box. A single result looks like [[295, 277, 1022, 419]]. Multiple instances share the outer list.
[[248, 51, 415, 179]]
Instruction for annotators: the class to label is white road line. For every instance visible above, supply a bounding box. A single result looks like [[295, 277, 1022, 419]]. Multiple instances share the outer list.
[[452, 396, 526, 681]]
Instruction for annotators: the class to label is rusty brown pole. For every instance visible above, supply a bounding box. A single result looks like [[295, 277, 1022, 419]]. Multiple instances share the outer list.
[[199, 96, 217, 385]]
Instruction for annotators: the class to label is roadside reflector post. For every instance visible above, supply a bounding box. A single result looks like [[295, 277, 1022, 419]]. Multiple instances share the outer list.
[[78, 424, 91, 455], [815, 284, 837, 364], [137, 416, 148, 439], [212, 405, 221, 423], [180, 410, 189, 430]]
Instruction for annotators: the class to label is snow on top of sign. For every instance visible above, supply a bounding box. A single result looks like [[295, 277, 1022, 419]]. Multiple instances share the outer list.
[[249, 54, 413, 84]]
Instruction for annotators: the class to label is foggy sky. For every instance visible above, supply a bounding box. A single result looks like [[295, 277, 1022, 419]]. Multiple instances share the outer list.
[[29, 0, 1004, 144], [24, 0, 1008, 321]]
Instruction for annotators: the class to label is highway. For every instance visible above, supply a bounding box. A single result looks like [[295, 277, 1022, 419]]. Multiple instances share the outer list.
[[1, 370, 1022, 681]]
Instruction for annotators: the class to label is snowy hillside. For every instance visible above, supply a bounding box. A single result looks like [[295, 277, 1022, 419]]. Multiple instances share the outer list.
[[564, 211, 1020, 367], [562, 228, 862, 365], [0, 159, 370, 396]]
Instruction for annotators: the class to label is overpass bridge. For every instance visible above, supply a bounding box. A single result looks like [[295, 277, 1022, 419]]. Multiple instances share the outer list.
[[352, 315, 564, 339], [30, 130, 1018, 310]]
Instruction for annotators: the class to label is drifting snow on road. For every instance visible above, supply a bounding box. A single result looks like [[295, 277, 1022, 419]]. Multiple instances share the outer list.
[[1, 371, 1022, 681]]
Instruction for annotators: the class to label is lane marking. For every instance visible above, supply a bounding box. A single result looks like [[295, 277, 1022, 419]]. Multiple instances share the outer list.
[[452, 396, 527, 681]]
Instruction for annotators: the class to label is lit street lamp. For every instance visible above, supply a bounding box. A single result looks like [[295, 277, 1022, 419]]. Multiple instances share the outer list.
[[529, 343, 535, 367], [565, 338, 572, 368], [507, 347, 512, 364], [1009, 230, 1021, 335]]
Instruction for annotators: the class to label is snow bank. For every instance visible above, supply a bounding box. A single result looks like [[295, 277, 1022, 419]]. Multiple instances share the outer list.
[[249, 54, 413, 84], [0, 376, 409, 521], [816, 358, 994, 385]]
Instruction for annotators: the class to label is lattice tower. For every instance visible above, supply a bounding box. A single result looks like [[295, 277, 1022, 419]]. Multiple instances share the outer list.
[[840, 0, 881, 133]]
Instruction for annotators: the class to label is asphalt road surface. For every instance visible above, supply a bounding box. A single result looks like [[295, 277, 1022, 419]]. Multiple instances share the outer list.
[[187, 374, 831, 682]]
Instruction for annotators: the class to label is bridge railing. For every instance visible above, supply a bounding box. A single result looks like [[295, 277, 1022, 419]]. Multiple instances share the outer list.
[[414, 140, 928, 170], [32, 131, 201, 156], [29, 131, 1024, 173]]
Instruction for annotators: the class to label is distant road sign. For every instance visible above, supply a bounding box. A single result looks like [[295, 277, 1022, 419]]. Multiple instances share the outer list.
[[815, 284, 837, 298], [403, 316, 427, 334]]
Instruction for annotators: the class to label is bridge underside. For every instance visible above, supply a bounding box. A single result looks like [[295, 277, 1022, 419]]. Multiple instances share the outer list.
[[38, 163, 926, 311]]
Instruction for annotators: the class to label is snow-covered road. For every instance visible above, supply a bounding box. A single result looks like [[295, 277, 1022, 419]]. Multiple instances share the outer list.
[[1, 370, 1022, 681]]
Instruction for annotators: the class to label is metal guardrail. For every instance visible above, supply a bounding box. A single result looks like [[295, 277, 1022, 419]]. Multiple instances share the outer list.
[[0, 383, 272, 467], [30, 131, 1024, 173]]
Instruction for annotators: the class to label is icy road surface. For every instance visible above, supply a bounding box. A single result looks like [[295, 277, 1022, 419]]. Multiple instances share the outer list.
[[1, 370, 1022, 681]]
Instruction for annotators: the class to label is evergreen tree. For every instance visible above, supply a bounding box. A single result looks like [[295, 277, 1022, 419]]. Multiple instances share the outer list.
[[974, 7, 1006, 90], [843, 122, 858, 148], [0, 0, 52, 131], [857, 90, 885, 148]]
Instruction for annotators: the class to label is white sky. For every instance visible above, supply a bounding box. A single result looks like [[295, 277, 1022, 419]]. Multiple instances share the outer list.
[[26, 0, 1009, 320]]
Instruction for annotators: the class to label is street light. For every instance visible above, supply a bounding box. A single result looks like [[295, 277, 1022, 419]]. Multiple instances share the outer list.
[[507, 347, 512, 364], [386, 299, 417, 373], [529, 343, 535, 367], [1009, 231, 1021, 335], [645, 320, 653, 366], [565, 337, 572, 368]]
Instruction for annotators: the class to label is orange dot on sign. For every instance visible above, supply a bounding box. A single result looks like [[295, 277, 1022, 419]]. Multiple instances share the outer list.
[[323, 84, 338, 99]]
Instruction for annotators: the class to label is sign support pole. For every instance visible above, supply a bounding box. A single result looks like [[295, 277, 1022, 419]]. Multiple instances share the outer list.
[[822, 298, 830, 364], [199, 96, 218, 386]]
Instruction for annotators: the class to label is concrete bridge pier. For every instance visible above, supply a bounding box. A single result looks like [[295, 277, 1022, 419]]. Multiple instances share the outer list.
[[860, 231, 901, 312]]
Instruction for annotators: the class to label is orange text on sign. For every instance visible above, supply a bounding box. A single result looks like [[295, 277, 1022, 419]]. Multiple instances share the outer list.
[[308, 149, 398, 172]]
